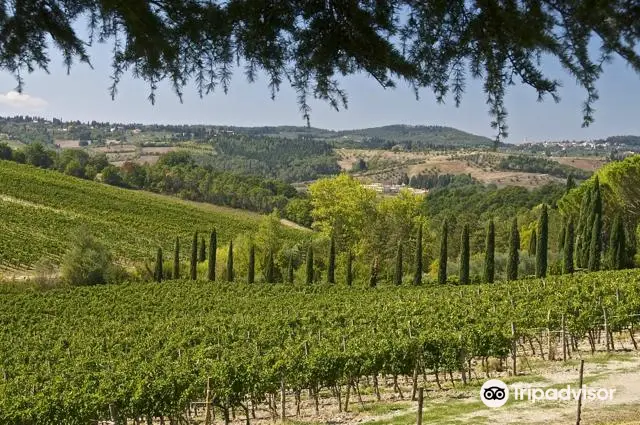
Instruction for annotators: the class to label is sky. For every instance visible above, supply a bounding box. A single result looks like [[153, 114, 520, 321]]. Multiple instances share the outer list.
[[0, 37, 639, 143]]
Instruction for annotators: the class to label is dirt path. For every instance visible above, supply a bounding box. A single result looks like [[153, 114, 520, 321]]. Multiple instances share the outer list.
[[278, 353, 640, 425], [462, 355, 640, 424], [279, 218, 312, 231]]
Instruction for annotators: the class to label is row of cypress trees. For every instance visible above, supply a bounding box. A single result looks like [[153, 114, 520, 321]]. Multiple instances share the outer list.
[[155, 230, 226, 283], [152, 215, 545, 285], [431, 211, 539, 285], [562, 176, 627, 273], [153, 184, 627, 285], [155, 230, 329, 285]]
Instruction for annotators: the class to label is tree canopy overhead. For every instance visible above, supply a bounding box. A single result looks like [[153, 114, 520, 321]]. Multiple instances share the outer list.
[[2, 1, 639, 140]]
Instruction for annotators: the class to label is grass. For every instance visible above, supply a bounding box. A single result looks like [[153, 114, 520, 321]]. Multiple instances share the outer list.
[[563, 352, 637, 366], [352, 401, 411, 415], [366, 399, 486, 425]]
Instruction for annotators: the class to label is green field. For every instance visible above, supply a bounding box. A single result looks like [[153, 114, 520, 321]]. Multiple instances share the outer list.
[[1, 269, 639, 424], [0, 160, 303, 270]]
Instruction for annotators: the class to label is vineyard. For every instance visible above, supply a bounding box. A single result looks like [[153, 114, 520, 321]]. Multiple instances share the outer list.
[[1, 269, 639, 424], [0, 161, 303, 270]]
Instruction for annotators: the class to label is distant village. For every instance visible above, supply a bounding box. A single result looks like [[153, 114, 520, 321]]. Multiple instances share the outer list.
[[362, 182, 428, 195]]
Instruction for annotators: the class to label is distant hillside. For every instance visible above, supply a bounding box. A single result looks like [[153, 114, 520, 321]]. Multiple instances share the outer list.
[[0, 161, 304, 271], [334, 125, 493, 145], [226, 124, 494, 148]]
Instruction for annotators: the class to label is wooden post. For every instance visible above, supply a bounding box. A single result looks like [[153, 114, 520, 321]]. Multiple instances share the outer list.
[[204, 377, 212, 425], [511, 322, 517, 376], [561, 314, 567, 362], [603, 306, 610, 352], [547, 309, 552, 361], [280, 378, 286, 422], [417, 387, 424, 425], [109, 404, 116, 424], [576, 360, 585, 425]]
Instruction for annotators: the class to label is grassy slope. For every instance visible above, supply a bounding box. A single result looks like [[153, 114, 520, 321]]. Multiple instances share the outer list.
[[0, 160, 304, 269]]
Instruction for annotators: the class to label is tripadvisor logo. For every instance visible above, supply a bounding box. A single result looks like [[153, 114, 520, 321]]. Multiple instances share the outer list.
[[480, 379, 616, 408], [480, 379, 509, 408]]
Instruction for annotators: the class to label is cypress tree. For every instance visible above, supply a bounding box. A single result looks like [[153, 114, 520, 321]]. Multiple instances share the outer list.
[[264, 248, 275, 283], [154, 247, 163, 283], [507, 217, 520, 281], [558, 222, 566, 253], [226, 240, 234, 282], [438, 220, 448, 284], [173, 236, 180, 280], [413, 223, 423, 285], [582, 178, 602, 267], [616, 217, 626, 270], [287, 253, 294, 284], [346, 251, 353, 286], [190, 231, 198, 280], [459, 224, 470, 285], [588, 214, 602, 271], [394, 242, 403, 285], [608, 213, 626, 270], [536, 204, 549, 278], [369, 257, 379, 288], [563, 218, 575, 274], [198, 237, 206, 262], [575, 189, 592, 268], [207, 230, 217, 281], [247, 244, 255, 284], [483, 220, 495, 283], [528, 229, 537, 256], [305, 245, 314, 284], [327, 234, 336, 284]]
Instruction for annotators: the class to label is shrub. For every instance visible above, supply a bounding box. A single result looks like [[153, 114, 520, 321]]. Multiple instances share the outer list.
[[61, 227, 117, 285]]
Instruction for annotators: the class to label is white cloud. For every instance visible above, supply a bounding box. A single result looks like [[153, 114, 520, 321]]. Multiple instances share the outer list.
[[0, 91, 48, 109]]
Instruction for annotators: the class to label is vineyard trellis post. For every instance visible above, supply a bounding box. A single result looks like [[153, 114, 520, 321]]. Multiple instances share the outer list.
[[562, 314, 567, 362], [280, 378, 286, 422], [603, 306, 610, 352], [204, 377, 212, 425], [511, 322, 517, 376], [546, 309, 552, 360], [576, 360, 585, 425], [417, 387, 424, 425]]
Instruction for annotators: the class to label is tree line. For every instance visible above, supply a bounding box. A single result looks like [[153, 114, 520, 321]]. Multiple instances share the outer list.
[[0, 143, 312, 223], [151, 184, 631, 287]]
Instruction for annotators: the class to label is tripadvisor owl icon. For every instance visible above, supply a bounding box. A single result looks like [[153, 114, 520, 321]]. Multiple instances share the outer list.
[[481, 379, 510, 408]]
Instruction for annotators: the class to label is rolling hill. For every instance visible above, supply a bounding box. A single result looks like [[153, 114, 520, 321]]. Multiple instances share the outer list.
[[0, 160, 305, 272], [227, 124, 495, 147], [334, 125, 494, 146]]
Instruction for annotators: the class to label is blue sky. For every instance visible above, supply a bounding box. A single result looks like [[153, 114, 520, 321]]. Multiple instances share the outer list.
[[0, 39, 638, 143]]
